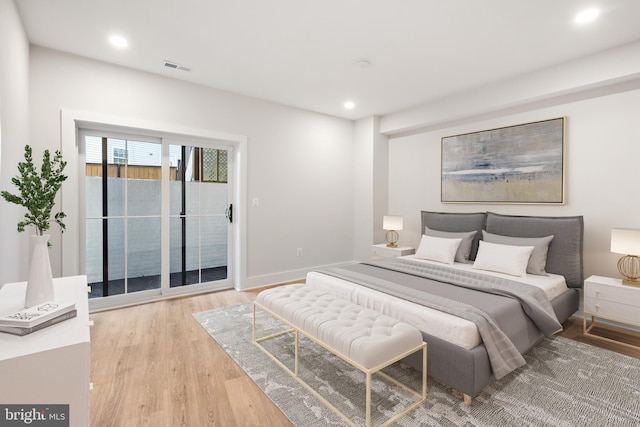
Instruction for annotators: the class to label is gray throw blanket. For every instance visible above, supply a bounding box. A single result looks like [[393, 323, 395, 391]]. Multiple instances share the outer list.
[[318, 257, 562, 379]]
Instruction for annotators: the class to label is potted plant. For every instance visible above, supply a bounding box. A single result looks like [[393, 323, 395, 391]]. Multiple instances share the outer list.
[[1, 145, 67, 307]]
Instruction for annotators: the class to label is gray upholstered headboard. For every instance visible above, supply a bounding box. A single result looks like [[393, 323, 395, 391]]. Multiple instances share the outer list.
[[421, 211, 584, 288]]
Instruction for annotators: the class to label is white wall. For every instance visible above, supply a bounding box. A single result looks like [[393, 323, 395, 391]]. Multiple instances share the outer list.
[[23, 46, 354, 288], [0, 0, 30, 285], [352, 116, 390, 261], [388, 86, 640, 280]]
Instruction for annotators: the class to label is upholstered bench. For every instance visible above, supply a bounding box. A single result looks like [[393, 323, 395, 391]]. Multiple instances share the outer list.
[[253, 283, 427, 427]]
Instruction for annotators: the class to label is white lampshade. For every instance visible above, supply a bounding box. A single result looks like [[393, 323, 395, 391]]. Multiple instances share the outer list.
[[383, 216, 403, 231], [611, 228, 640, 256]]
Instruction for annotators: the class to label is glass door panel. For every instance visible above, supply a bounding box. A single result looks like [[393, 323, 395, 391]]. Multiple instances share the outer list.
[[169, 144, 229, 288], [85, 135, 162, 298]]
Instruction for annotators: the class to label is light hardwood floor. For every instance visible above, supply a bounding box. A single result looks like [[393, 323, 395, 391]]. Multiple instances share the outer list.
[[90, 288, 293, 427], [89, 289, 640, 427]]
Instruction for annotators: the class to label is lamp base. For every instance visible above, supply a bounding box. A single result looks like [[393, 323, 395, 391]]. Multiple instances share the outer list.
[[618, 255, 640, 287], [622, 278, 640, 287], [385, 230, 399, 248]]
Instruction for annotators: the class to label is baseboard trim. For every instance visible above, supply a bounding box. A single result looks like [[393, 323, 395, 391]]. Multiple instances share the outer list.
[[239, 261, 356, 291]]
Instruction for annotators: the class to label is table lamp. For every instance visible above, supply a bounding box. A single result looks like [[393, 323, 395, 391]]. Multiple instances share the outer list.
[[611, 228, 640, 287]]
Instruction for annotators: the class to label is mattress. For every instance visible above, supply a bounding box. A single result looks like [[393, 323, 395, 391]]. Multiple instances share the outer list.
[[306, 256, 568, 350]]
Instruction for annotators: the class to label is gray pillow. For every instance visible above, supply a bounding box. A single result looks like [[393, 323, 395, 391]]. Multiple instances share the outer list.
[[421, 211, 486, 260], [425, 227, 477, 263], [482, 230, 553, 275]]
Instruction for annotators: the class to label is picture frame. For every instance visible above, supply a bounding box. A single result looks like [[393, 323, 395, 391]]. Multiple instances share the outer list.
[[441, 117, 565, 204]]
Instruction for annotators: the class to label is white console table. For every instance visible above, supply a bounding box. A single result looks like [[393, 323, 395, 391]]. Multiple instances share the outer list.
[[0, 276, 91, 426]]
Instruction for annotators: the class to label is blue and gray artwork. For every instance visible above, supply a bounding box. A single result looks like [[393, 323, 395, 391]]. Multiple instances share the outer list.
[[441, 118, 564, 203]]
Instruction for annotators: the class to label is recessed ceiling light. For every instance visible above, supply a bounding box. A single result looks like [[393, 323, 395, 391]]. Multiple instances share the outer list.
[[344, 101, 355, 110], [109, 35, 128, 48], [575, 8, 599, 24]]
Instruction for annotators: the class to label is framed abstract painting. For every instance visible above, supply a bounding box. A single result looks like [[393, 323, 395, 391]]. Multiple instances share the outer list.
[[441, 117, 565, 204]]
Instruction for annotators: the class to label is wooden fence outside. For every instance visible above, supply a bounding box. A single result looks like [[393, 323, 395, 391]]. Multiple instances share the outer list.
[[86, 164, 179, 180]]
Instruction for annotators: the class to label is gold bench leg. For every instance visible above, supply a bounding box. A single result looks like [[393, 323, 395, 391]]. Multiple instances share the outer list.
[[366, 372, 372, 427], [252, 302, 256, 341], [295, 330, 299, 377], [423, 344, 428, 398]]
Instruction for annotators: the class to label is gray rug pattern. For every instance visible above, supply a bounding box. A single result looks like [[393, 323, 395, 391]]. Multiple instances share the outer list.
[[194, 303, 640, 426]]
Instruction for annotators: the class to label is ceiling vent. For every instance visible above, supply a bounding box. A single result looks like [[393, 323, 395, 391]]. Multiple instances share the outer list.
[[163, 60, 191, 72]]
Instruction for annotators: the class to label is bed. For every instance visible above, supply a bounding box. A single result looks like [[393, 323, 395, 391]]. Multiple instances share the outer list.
[[306, 211, 583, 403]]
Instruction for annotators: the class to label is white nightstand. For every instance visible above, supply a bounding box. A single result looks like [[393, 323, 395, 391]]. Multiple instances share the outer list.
[[583, 275, 640, 349], [371, 244, 415, 259]]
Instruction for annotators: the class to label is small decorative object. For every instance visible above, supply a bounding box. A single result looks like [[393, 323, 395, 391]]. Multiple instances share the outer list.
[[611, 228, 640, 287], [1, 145, 67, 307], [383, 215, 403, 248], [0, 300, 76, 336], [441, 117, 565, 204]]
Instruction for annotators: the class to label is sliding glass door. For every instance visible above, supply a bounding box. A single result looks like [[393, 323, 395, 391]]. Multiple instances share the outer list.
[[81, 130, 232, 304]]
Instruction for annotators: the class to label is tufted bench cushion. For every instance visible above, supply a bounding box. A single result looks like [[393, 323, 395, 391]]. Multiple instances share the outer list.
[[256, 283, 423, 369]]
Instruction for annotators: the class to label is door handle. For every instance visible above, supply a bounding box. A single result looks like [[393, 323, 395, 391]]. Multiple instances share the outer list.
[[225, 204, 233, 223]]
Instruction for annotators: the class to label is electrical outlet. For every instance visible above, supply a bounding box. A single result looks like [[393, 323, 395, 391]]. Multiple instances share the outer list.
[[297, 248, 302, 257]]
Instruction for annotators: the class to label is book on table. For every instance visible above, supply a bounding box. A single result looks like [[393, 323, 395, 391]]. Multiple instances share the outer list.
[[0, 301, 76, 328], [0, 309, 78, 336]]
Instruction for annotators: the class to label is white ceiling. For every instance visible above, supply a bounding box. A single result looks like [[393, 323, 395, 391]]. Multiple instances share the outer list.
[[15, 0, 640, 120]]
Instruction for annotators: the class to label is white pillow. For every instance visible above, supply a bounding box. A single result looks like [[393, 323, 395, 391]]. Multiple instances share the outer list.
[[472, 241, 534, 277], [481, 230, 553, 275], [425, 227, 477, 263], [415, 235, 462, 265]]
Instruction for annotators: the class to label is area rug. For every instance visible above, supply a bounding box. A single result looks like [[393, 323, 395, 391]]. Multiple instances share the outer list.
[[194, 303, 640, 426]]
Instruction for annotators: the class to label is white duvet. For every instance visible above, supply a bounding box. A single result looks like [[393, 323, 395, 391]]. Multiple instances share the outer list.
[[305, 255, 568, 350]]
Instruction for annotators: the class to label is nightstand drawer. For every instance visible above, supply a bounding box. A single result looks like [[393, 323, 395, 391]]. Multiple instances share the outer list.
[[585, 284, 640, 305], [584, 297, 640, 325]]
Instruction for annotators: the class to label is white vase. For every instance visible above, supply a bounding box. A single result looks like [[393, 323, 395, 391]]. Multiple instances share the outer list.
[[25, 234, 55, 308]]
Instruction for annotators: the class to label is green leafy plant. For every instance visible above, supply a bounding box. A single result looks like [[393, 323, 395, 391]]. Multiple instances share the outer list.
[[1, 145, 68, 238]]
